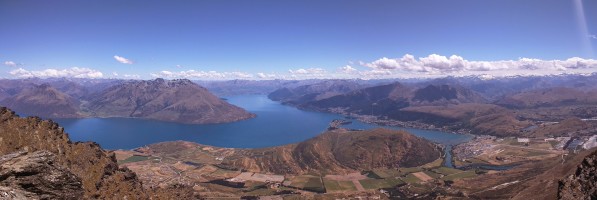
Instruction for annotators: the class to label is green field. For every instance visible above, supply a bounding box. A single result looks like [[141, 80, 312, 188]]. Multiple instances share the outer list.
[[323, 180, 357, 192], [431, 167, 463, 175], [290, 176, 325, 193], [423, 171, 442, 179], [441, 170, 478, 181], [400, 174, 421, 184], [421, 158, 444, 169], [245, 188, 276, 196], [370, 168, 402, 178], [359, 178, 404, 190], [399, 167, 423, 174]]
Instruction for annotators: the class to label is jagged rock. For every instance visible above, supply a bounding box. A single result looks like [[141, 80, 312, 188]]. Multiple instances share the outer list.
[[558, 150, 597, 200], [0, 107, 200, 199], [0, 151, 83, 200]]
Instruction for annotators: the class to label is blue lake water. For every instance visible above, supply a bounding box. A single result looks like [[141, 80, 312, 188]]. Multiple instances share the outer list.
[[55, 95, 473, 153]]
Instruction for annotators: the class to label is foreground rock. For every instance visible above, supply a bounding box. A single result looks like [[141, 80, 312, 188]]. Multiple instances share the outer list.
[[0, 151, 83, 200], [558, 150, 597, 200], [0, 107, 198, 199]]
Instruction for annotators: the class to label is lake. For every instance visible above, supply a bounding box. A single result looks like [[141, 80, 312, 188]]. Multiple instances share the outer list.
[[55, 95, 473, 162]]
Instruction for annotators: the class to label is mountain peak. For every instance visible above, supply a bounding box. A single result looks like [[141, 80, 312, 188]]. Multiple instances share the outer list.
[[87, 79, 255, 124]]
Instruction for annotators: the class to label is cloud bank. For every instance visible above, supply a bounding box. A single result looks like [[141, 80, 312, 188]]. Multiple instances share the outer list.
[[147, 55, 597, 80], [9, 67, 104, 78], [5, 54, 596, 80], [113, 55, 133, 64], [150, 70, 255, 80], [355, 54, 597, 79]]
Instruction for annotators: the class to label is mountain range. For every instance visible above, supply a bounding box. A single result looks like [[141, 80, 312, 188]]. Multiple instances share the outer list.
[[0, 78, 254, 124]]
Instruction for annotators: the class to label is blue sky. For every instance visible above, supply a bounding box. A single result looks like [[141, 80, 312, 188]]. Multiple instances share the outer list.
[[1, 0, 596, 79]]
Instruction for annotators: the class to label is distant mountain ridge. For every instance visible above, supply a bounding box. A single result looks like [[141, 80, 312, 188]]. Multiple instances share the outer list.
[[300, 82, 485, 116], [1, 84, 82, 118], [268, 79, 364, 105], [0, 78, 254, 124], [86, 78, 255, 124]]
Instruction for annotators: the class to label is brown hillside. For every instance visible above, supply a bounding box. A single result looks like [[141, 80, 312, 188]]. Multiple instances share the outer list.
[[86, 78, 255, 124], [496, 87, 597, 108], [221, 128, 440, 174]]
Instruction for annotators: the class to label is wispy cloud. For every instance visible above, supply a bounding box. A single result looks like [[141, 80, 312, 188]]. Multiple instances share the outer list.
[[287, 68, 327, 79], [9, 67, 104, 78], [150, 70, 254, 80], [113, 55, 134, 64], [3, 61, 17, 67], [256, 72, 277, 79], [339, 65, 357, 73], [590, 34, 597, 39]]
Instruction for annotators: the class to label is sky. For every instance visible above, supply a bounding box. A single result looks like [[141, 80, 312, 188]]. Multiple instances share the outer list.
[[1, 0, 597, 80]]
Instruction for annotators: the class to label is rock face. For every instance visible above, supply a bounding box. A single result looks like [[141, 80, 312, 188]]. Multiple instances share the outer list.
[[0, 84, 81, 118], [0, 151, 84, 200], [558, 150, 597, 200], [86, 78, 255, 124], [222, 128, 440, 174], [0, 107, 199, 199], [0, 107, 149, 199]]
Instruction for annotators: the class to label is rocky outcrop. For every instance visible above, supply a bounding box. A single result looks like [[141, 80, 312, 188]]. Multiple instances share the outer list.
[[0, 107, 198, 199], [558, 150, 597, 200], [0, 151, 83, 200]]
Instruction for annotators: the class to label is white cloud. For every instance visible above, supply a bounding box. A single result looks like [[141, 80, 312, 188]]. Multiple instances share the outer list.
[[3, 61, 17, 67], [144, 55, 597, 80], [256, 72, 277, 79], [288, 68, 326, 75], [113, 55, 133, 64], [9, 67, 104, 78], [359, 54, 597, 78], [123, 74, 141, 79], [150, 70, 255, 80], [339, 65, 357, 73], [589, 34, 597, 39]]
